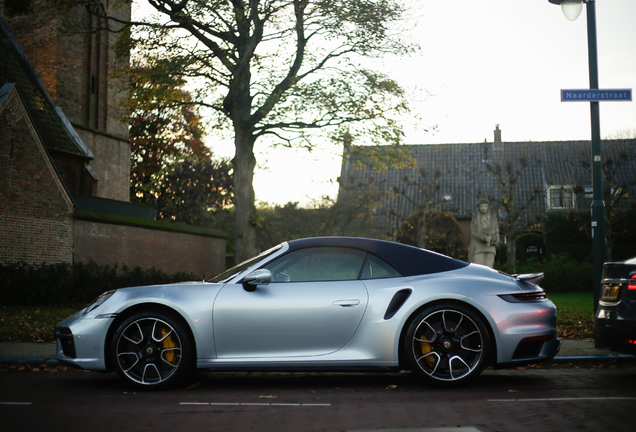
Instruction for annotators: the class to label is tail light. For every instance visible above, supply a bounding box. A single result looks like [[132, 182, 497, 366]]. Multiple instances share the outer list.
[[628, 274, 636, 290], [499, 292, 547, 303]]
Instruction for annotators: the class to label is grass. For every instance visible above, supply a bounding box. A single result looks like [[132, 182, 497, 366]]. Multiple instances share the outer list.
[[548, 292, 595, 339], [0, 305, 84, 343], [0, 292, 596, 343]]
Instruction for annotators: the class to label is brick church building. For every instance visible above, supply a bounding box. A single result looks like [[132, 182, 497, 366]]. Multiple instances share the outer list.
[[1, 1, 226, 277]]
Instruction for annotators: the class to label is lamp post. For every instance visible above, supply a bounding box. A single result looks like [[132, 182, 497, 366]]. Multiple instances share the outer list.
[[548, 1, 605, 323]]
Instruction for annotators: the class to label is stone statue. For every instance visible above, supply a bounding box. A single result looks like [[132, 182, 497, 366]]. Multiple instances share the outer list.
[[469, 198, 499, 268]]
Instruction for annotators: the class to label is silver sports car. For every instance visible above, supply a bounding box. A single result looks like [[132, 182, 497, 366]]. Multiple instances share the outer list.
[[55, 237, 560, 389]]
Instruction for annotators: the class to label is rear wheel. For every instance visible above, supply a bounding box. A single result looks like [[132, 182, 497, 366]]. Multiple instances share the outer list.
[[110, 310, 193, 389], [403, 303, 490, 387]]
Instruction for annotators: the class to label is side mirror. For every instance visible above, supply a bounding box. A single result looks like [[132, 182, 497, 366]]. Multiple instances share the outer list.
[[242, 269, 272, 292]]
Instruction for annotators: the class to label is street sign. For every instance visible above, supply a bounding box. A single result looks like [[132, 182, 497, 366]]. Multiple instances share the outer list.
[[561, 89, 632, 102]]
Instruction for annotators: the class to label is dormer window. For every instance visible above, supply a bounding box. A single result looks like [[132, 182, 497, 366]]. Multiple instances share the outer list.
[[548, 185, 576, 209]]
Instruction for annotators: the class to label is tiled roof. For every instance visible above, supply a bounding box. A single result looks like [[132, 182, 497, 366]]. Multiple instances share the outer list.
[[337, 139, 636, 237], [0, 16, 92, 158]]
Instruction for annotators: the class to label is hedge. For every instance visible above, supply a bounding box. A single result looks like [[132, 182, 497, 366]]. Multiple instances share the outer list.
[[0, 261, 200, 306], [495, 253, 593, 294]]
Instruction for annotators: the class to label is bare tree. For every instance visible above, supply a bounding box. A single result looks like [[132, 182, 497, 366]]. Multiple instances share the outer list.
[[391, 161, 452, 249], [65, 0, 418, 263], [568, 140, 636, 260], [478, 155, 545, 272]]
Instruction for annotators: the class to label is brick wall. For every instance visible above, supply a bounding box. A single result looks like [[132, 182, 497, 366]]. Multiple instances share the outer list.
[[75, 126, 131, 201], [74, 220, 226, 279], [7, 1, 132, 202], [7, 2, 130, 138], [0, 85, 75, 264]]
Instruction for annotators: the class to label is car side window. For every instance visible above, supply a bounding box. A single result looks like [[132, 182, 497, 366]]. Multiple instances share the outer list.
[[360, 254, 402, 280], [264, 247, 366, 282]]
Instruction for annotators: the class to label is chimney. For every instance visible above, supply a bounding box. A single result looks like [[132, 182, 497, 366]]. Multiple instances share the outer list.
[[494, 124, 502, 149]]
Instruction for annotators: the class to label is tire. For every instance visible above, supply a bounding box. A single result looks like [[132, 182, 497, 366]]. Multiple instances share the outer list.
[[110, 310, 193, 389], [403, 303, 491, 387]]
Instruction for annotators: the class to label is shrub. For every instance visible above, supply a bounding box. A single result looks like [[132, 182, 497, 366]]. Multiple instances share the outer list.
[[0, 261, 200, 306], [539, 253, 593, 294], [515, 233, 545, 263], [495, 253, 593, 294]]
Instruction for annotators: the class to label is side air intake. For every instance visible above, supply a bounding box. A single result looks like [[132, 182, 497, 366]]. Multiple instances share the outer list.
[[384, 289, 412, 320]]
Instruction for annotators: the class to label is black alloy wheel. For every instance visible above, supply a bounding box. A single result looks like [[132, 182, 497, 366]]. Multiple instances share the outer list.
[[403, 303, 490, 387], [110, 310, 193, 389]]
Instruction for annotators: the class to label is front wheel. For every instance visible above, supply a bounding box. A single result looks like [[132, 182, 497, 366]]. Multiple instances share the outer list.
[[403, 303, 491, 387], [110, 310, 193, 389]]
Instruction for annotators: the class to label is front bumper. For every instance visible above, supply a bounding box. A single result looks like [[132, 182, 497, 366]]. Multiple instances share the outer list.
[[54, 311, 115, 371]]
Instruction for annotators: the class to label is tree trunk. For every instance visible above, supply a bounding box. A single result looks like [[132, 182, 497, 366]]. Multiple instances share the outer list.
[[233, 129, 257, 264], [415, 209, 427, 249], [507, 234, 517, 273]]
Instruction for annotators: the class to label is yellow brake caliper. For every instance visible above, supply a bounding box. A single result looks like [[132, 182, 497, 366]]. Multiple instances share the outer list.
[[420, 335, 436, 367], [162, 328, 177, 364]]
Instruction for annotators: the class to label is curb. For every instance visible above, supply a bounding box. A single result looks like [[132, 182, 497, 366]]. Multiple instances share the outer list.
[[552, 354, 636, 362], [0, 358, 59, 364]]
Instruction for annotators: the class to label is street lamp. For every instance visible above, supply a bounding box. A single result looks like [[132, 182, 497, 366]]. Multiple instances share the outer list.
[[548, 1, 606, 327], [550, 0, 584, 21]]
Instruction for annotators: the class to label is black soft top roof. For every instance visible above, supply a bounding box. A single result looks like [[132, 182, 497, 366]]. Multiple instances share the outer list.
[[287, 237, 468, 276]]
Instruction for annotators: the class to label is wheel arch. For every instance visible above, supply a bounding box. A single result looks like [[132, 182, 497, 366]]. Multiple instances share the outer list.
[[103, 303, 197, 372], [397, 298, 498, 369]]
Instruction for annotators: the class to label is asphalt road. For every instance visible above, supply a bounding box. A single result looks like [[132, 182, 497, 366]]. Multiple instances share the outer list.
[[1, 365, 636, 432]]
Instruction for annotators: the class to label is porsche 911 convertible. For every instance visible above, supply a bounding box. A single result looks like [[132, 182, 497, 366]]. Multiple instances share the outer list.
[[55, 237, 560, 389]]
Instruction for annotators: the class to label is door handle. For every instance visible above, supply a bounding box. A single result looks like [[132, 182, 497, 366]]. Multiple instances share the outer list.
[[333, 300, 360, 307]]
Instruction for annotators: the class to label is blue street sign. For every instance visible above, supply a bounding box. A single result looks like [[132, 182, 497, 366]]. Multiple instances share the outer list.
[[561, 89, 632, 102]]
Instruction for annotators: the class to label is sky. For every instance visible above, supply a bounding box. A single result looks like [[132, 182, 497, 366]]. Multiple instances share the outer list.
[[157, 0, 636, 206]]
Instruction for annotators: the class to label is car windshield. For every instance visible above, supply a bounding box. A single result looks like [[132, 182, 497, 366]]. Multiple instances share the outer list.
[[209, 243, 283, 283]]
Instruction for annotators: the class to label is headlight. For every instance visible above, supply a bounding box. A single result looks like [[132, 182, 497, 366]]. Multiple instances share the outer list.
[[83, 290, 116, 315]]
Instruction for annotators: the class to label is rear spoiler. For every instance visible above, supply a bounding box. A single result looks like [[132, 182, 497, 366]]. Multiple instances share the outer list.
[[513, 273, 544, 286]]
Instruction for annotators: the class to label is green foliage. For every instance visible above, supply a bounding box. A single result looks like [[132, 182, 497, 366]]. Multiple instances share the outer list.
[[548, 292, 595, 339], [120, 0, 419, 263], [611, 203, 636, 247], [4, 0, 34, 16], [395, 210, 467, 261], [543, 211, 590, 247], [515, 233, 545, 262], [0, 262, 200, 307], [539, 254, 593, 294], [543, 208, 636, 261], [256, 195, 384, 252], [124, 64, 212, 204], [0, 305, 80, 343], [74, 209, 227, 238], [495, 253, 593, 294], [154, 158, 234, 227]]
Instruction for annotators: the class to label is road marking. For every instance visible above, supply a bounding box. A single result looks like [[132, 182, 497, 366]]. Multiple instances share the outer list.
[[180, 402, 330, 407], [0, 402, 33, 405], [489, 397, 636, 402]]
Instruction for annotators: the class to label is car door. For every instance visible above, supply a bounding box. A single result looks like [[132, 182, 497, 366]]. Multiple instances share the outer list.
[[213, 247, 369, 358]]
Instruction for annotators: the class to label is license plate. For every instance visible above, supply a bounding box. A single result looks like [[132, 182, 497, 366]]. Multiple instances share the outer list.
[[602, 284, 621, 301]]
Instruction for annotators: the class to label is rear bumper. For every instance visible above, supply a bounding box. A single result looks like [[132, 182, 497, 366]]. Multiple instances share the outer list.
[[494, 335, 560, 369]]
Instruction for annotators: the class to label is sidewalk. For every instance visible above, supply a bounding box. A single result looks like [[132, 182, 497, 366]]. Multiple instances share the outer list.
[[0, 339, 634, 365]]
